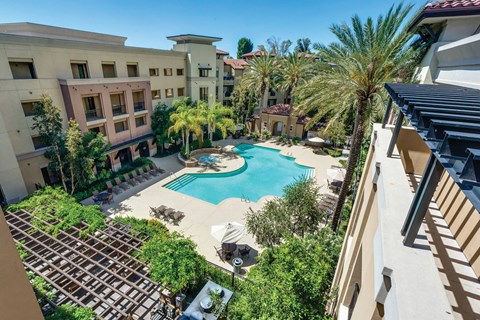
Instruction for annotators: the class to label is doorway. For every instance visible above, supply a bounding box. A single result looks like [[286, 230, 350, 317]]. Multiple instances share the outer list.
[[137, 141, 150, 158], [116, 148, 132, 168]]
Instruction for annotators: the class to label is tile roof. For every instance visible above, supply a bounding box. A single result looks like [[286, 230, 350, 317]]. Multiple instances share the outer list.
[[425, 0, 480, 10], [262, 104, 293, 116], [242, 50, 276, 58], [216, 49, 229, 55], [224, 58, 248, 70]]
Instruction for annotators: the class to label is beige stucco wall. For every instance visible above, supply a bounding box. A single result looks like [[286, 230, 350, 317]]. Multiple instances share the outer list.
[[0, 209, 44, 320], [257, 113, 304, 138], [395, 127, 431, 175], [0, 33, 187, 203], [435, 171, 480, 277]]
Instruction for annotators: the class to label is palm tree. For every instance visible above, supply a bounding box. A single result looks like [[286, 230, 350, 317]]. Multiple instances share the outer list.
[[201, 102, 236, 140], [276, 53, 315, 105], [242, 55, 278, 111], [295, 38, 312, 53], [296, 3, 419, 231], [169, 105, 204, 157]]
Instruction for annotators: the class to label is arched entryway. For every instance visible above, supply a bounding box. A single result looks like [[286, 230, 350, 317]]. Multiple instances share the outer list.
[[272, 121, 284, 136], [104, 155, 112, 171], [137, 141, 150, 158], [116, 147, 132, 168]]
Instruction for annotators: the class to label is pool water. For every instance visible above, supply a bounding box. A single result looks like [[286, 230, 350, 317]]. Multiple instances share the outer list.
[[198, 155, 219, 163], [164, 144, 314, 204]]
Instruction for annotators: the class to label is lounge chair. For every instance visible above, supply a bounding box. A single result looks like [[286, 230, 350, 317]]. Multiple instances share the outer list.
[[139, 167, 153, 180], [114, 177, 130, 191], [147, 166, 160, 177], [106, 181, 122, 195], [132, 171, 146, 183], [124, 173, 138, 187], [169, 211, 185, 224], [92, 190, 99, 197], [152, 163, 166, 174]]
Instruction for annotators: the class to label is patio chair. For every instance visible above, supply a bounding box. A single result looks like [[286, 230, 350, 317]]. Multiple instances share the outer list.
[[106, 193, 113, 204], [106, 181, 122, 195], [152, 163, 166, 174], [124, 173, 138, 187], [169, 211, 185, 225], [114, 177, 130, 191], [146, 165, 160, 177], [214, 246, 226, 262], [139, 167, 153, 180], [238, 245, 251, 258], [92, 190, 99, 197], [132, 170, 146, 183]]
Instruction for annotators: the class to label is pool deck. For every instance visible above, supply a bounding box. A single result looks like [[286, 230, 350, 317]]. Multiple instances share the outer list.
[[88, 138, 341, 271]]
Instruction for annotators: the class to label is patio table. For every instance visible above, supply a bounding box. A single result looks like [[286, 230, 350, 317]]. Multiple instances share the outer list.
[[222, 242, 237, 254]]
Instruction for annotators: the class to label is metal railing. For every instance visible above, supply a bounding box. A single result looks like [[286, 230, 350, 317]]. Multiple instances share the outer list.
[[85, 109, 103, 121], [223, 75, 234, 80], [133, 101, 145, 112], [112, 104, 126, 116]]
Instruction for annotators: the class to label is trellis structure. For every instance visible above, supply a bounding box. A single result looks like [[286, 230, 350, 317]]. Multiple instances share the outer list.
[[5, 209, 162, 320]]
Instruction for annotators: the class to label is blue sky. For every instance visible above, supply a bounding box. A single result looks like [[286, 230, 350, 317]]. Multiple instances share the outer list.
[[0, 0, 424, 56]]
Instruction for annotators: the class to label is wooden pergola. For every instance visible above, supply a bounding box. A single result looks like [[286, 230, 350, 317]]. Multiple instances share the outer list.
[[5, 210, 163, 320]]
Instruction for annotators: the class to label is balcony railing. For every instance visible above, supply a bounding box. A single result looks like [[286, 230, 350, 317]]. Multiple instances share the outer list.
[[134, 102, 145, 112], [85, 109, 104, 121], [224, 75, 234, 80], [112, 104, 127, 116]]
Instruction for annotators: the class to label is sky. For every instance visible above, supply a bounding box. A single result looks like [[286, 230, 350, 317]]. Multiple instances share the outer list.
[[0, 0, 425, 56]]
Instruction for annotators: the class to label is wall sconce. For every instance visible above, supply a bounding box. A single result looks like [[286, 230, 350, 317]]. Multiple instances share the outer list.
[[29, 91, 32, 94], [372, 161, 381, 185]]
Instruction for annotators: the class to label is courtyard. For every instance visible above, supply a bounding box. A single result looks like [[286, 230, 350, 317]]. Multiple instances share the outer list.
[[87, 138, 341, 270]]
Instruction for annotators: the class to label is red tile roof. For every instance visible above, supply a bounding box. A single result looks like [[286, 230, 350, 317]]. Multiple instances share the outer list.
[[262, 104, 292, 116], [224, 58, 248, 70], [425, 0, 480, 10], [216, 49, 229, 55], [242, 50, 276, 58]]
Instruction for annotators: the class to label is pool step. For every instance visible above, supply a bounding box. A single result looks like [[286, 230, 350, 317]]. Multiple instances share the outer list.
[[165, 175, 197, 191], [307, 168, 315, 179]]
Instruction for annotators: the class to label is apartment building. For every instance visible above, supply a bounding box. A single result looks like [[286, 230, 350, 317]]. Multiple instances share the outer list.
[[0, 23, 221, 204], [331, 2, 480, 319]]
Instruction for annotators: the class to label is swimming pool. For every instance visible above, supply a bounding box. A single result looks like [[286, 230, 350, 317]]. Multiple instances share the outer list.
[[164, 144, 314, 204]]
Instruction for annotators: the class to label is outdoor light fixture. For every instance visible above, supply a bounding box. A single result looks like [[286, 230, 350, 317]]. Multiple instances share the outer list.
[[372, 161, 381, 185]]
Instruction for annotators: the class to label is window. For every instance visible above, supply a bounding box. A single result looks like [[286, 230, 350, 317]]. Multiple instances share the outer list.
[[177, 88, 185, 97], [9, 59, 36, 79], [114, 120, 128, 133], [199, 69, 209, 77], [71, 61, 89, 79], [269, 89, 276, 97], [135, 116, 146, 127], [32, 136, 47, 150], [165, 88, 174, 98], [290, 125, 293, 131], [132, 91, 145, 111], [127, 63, 139, 77], [89, 125, 106, 136], [268, 99, 277, 107], [149, 68, 159, 76], [176, 68, 184, 76], [164, 68, 173, 76], [83, 95, 103, 120], [21, 100, 39, 116], [199, 87, 208, 101], [152, 90, 161, 99], [110, 93, 126, 116], [102, 62, 116, 78]]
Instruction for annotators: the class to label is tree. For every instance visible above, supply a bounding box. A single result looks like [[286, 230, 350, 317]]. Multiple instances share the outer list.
[[266, 36, 292, 56], [200, 102, 235, 140], [141, 233, 207, 293], [275, 52, 315, 105], [295, 4, 418, 231], [295, 38, 312, 53], [231, 80, 259, 124], [32, 94, 67, 191], [168, 99, 205, 157], [241, 55, 278, 110], [151, 103, 174, 154], [230, 228, 342, 319], [246, 177, 325, 247], [65, 121, 84, 194], [237, 37, 253, 58]]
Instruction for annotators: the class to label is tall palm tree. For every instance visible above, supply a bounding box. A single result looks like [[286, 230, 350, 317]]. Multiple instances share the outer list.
[[276, 53, 315, 105], [242, 55, 278, 111], [296, 3, 419, 231], [201, 102, 236, 140], [169, 105, 204, 157]]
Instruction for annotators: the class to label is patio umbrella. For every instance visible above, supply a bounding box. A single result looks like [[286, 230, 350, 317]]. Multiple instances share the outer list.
[[211, 222, 245, 243], [327, 168, 346, 181]]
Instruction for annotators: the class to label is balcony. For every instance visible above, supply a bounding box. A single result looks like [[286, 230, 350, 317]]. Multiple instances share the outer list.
[[112, 104, 127, 116], [133, 102, 145, 112], [223, 75, 234, 80], [224, 91, 233, 98], [85, 109, 104, 122]]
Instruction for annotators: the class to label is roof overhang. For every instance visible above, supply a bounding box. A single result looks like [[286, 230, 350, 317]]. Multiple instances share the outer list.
[[408, 6, 480, 32], [167, 34, 221, 45]]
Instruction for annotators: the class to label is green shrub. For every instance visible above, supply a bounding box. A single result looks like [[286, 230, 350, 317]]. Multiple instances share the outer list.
[[113, 216, 169, 238], [323, 147, 342, 157], [251, 131, 260, 141], [262, 130, 272, 140], [132, 157, 153, 168], [27, 272, 57, 305], [16, 240, 29, 261], [45, 304, 96, 320]]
